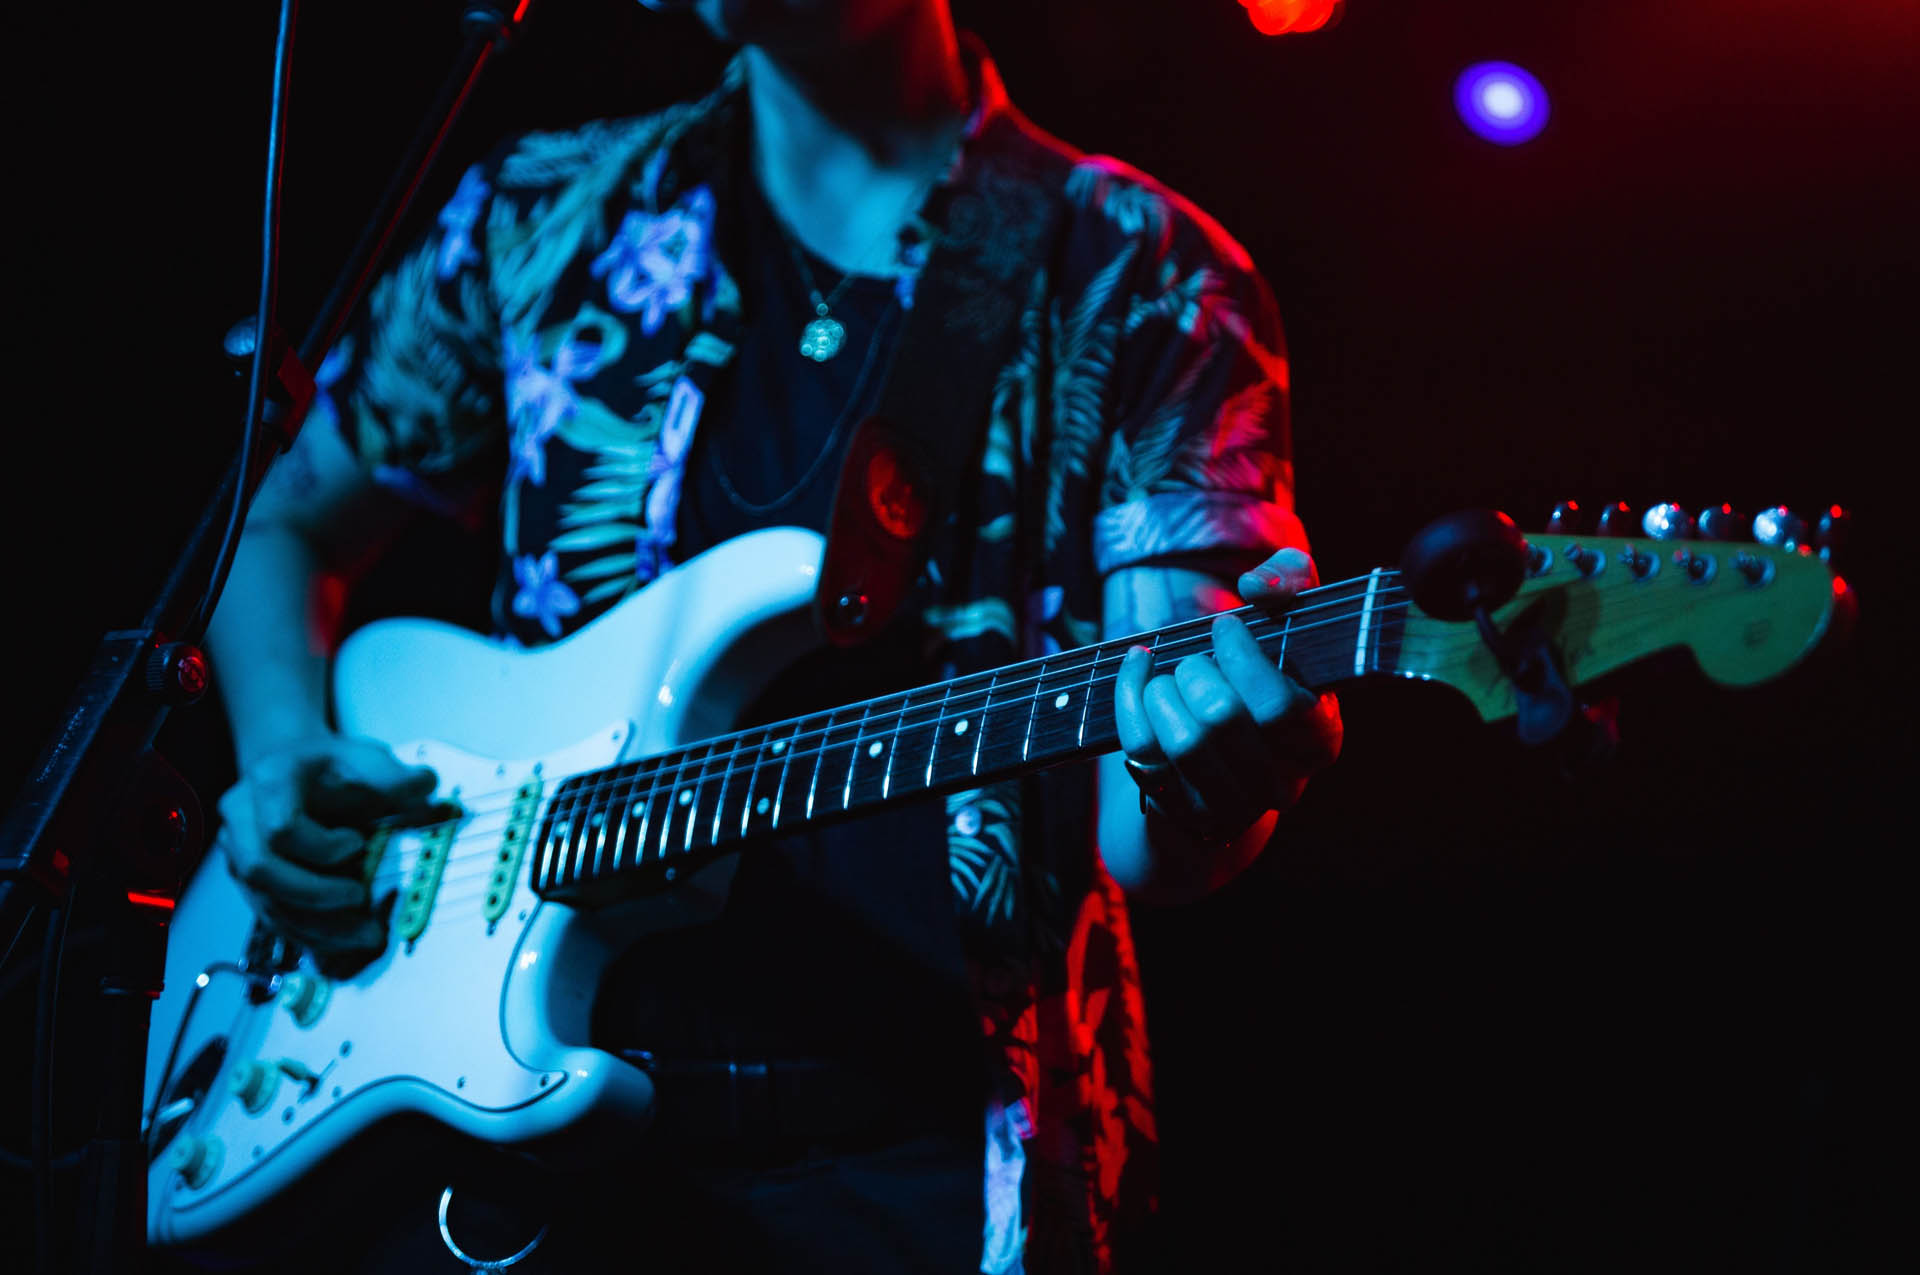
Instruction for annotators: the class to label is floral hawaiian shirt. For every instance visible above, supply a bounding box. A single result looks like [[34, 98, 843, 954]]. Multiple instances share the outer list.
[[319, 39, 1303, 1275]]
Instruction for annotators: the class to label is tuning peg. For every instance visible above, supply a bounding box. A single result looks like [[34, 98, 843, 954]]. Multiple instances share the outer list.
[[1594, 502, 1636, 537], [1752, 506, 1808, 552], [1546, 500, 1585, 534], [1641, 503, 1693, 540], [1816, 505, 1849, 562], [1695, 503, 1742, 541]]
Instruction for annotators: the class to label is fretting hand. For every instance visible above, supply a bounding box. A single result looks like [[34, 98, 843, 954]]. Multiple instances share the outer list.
[[1113, 547, 1343, 844]]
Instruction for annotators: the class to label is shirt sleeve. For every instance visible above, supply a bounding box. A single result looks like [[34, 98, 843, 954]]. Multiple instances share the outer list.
[[309, 148, 510, 520], [1086, 174, 1305, 577]]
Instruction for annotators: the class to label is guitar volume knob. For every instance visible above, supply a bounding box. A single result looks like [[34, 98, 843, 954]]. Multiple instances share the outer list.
[[278, 972, 329, 1027], [170, 1134, 224, 1190], [229, 1059, 278, 1114]]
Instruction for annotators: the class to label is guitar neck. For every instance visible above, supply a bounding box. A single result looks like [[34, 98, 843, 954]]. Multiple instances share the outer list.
[[532, 570, 1407, 901]]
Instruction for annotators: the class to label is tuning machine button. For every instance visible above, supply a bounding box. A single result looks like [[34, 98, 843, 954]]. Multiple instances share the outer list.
[[1641, 503, 1693, 540], [1696, 503, 1742, 541], [1816, 504, 1849, 561], [278, 972, 329, 1028], [1594, 502, 1636, 537], [1752, 506, 1808, 552], [1546, 500, 1585, 534]]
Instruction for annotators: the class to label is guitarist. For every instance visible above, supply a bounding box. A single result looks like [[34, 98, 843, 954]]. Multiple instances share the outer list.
[[197, 1, 1342, 1271]]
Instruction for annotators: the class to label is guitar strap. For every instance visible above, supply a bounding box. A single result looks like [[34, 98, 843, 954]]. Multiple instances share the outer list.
[[813, 114, 1077, 645]]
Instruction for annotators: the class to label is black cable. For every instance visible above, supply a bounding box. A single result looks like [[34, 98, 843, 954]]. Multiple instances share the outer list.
[[0, 901, 37, 984], [32, 897, 71, 1275], [186, 0, 299, 647]]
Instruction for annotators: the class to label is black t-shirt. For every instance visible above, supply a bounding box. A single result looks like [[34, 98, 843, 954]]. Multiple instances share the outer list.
[[593, 175, 976, 1118]]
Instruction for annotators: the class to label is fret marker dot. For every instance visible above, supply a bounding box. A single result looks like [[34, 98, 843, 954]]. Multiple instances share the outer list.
[[630, 802, 645, 818], [954, 719, 969, 736], [868, 741, 884, 758], [678, 790, 692, 807], [755, 797, 771, 816], [771, 740, 787, 755], [1054, 692, 1070, 709]]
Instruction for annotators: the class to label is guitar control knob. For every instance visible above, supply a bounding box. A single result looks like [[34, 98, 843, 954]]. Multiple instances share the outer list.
[[1696, 503, 1742, 541], [1546, 500, 1585, 533], [1752, 506, 1807, 552], [1816, 504, 1849, 561], [229, 1059, 278, 1114], [278, 972, 329, 1028], [170, 1134, 223, 1190], [1641, 503, 1693, 540], [1595, 501, 1636, 537]]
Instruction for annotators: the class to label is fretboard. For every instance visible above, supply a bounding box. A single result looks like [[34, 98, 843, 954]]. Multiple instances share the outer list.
[[533, 569, 1407, 902]]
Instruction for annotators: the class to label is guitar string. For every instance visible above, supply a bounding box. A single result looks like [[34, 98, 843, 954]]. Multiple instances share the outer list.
[[356, 578, 1402, 863], [353, 572, 1403, 838], [363, 598, 1420, 907], [364, 558, 1763, 905], [360, 589, 1420, 901], [362, 591, 1443, 902], [378, 577, 1740, 928]]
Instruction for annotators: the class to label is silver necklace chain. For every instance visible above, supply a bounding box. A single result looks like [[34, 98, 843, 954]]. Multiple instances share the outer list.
[[705, 298, 895, 516]]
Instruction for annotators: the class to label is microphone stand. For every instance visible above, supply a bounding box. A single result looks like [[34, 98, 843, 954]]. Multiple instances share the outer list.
[[0, 5, 531, 1270]]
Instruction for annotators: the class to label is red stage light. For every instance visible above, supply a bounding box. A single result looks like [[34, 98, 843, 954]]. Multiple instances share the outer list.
[[1245, 0, 1342, 37]]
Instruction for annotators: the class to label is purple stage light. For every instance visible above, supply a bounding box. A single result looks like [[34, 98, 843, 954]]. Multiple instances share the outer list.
[[1455, 62, 1550, 145]]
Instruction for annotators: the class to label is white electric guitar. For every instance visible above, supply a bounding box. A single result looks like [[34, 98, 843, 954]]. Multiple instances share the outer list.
[[143, 516, 1843, 1251]]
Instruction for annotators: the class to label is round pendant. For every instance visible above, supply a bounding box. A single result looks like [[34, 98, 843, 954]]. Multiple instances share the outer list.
[[799, 315, 846, 362]]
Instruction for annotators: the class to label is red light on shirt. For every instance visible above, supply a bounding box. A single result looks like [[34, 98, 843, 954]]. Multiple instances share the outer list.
[[1244, 0, 1342, 36]]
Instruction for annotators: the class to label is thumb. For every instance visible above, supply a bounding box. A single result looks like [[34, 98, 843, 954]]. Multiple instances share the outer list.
[[1238, 547, 1318, 605], [313, 738, 440, 819]]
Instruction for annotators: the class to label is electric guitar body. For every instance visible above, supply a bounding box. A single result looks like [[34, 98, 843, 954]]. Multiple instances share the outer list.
[[145, 527, 825, 1251]]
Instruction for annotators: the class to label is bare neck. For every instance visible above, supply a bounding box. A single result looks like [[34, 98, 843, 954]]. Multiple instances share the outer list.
[[744, 13, 968, 274]]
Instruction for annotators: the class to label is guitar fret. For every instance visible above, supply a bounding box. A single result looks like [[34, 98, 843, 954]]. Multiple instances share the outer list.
[[804, 710, 834, 822], [1076, 644, 1103, 747], [631, 761, 663, 867], [970, 671, 997, 776], [736, 727, 761, 841], [923, 681, 953, 789], [1355, 568, 1382, 677], [680, 744, 715, 857], [711, 735, 743, 848], [1020, 657, 1046, 761], [881, 692, 909, 800], [655, 749, 692, 863], [771, 718, 803, 830], [842, 704, 873, 811], [607, 765, 641, 873]]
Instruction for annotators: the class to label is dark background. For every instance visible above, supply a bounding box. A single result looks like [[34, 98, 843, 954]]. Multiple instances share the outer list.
[[5, 0, 1912, 1268]]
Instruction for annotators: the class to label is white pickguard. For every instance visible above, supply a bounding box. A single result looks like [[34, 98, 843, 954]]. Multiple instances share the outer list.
[[145, 527, 826, 1250]]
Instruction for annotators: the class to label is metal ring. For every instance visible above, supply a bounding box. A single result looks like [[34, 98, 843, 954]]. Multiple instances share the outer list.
[[437, 1185, 550, 1273]]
